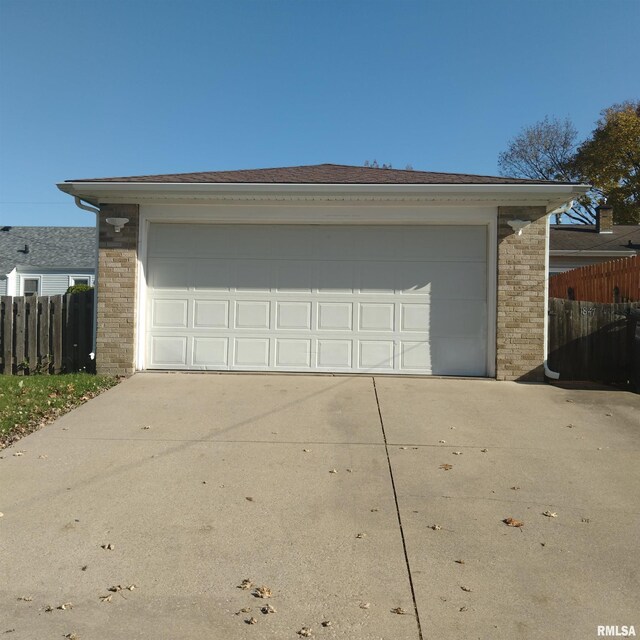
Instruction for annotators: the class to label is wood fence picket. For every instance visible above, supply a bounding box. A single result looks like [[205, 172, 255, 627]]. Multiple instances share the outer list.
[[549, 255, 640, 303], [0, 291, 94, 375]]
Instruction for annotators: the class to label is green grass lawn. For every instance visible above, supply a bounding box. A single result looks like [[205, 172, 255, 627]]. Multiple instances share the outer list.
[[0, 374, 118, 447]]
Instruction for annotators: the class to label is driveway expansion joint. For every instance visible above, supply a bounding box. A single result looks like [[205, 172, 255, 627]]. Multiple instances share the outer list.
[[372, 376, 424, 640]]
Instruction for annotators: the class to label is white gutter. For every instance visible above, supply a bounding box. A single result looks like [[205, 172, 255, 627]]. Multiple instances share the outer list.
[[544, 216, 560, 380], [72, 197, 99, 358], [58, 181, 591, 213], [74, 196, 99, 214], [550, 249, 637, 257]]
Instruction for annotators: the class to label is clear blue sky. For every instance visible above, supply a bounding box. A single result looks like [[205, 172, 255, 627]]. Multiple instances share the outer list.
[[1, 0, 638, 227]]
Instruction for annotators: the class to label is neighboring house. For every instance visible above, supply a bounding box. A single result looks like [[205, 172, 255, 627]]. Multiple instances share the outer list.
[[57, 163, 588, 381], [0, 226, 95, 296], [550, 205, 640, 274]]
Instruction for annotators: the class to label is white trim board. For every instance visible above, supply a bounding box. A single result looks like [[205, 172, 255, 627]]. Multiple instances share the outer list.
[[135, 204, 498, 377]]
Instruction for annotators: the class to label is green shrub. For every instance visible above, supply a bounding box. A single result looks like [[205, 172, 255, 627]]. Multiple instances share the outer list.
[[66, 284, 94, 295]]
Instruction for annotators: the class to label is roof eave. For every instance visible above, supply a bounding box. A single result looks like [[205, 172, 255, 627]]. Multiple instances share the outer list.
[[549, 249, 638, 257], [58, 181, 590, 213]]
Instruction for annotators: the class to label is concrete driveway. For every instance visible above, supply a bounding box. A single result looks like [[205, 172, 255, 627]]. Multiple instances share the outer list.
[[1, 374, 638, 639]]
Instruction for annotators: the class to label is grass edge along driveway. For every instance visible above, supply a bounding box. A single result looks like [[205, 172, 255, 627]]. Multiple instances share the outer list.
[[0, 373, 119, 448]]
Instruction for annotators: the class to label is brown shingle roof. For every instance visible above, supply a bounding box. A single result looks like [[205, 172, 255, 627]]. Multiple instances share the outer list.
[[551, 225, 640, 252], [67, 163, 577, 185]]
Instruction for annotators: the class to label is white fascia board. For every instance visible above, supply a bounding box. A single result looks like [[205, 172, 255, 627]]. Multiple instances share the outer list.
[[57, 181, 590, 212], [549, 249, 637, 257]]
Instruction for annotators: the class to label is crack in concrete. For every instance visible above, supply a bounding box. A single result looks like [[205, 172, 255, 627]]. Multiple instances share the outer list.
[[372, 376, 424, 640]]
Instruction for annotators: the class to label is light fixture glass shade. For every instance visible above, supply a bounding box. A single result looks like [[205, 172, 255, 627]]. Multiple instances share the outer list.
[[105, 217, 129, 232]]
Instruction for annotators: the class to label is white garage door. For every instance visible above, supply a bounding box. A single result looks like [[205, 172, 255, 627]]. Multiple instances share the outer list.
[[145, 224, 488, 375]]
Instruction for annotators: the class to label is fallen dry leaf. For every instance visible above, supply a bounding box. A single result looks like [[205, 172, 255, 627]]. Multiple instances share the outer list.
[[430, 524, 442, 531], [452, 451, 463, 455], [108, 585, 123, 593], [142, 426, 151, 430], [245, 497, 254, 502], [57, 603, 73, 610], [260, 604, 276, 614], [81, 565, 88, 571], [303, 449, 311, 453], [17, 596, 33, 602], [581, 517, 590, 523], [503, 517, 524, 528], [64, 634, 79, 640], [298, 628, 313, 637], [235, 607, 251, 615], [510, 486, 521, 491], [238, 579, 254, 590], [346, 468, 353, 473], [460, 586, 473, 592], [454, 559, 465, 564], [126, 584, 136, 591], [321, 621, 332, 627], [355, 532, 367, 538], [329, 469, 338, 474], [399, 446, 408, 450], [391, 607, 407, 614], [542, 511, 558, 518], [438, 440, 446, 443], [359, 602, 370, 609], [101, 543, 114, 550], [480, 448, 488, 453], [253, 585, 272, 599], [38, 454, 48, 459], [99, 595, 113, 603], [459, 606, 468, 612], [246, 617, 258, 625], [44, 606, 53, 612], [439, 464, 453, 471], [370, 508, 379, 512]]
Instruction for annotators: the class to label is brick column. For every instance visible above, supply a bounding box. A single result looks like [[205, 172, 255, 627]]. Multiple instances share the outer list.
[[496, 206, 547, 381], [96, 204, 139, 376]]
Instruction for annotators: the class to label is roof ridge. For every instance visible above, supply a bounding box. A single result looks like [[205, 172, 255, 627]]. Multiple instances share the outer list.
[[64, 163, 586, 185]]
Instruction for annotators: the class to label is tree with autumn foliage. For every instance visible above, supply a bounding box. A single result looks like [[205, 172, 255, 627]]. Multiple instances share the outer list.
[[574, 101, 640, 225], [498, 101, 640, 224]]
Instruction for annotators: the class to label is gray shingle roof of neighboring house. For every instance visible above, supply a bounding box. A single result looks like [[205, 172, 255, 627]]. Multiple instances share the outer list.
[[67, 163, 578, 185], [550, 225, 640, 253], [0, 226, 95, 274]]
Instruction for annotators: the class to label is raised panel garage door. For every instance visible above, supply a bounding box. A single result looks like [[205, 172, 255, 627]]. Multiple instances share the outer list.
[[145, 224, 488, 375]]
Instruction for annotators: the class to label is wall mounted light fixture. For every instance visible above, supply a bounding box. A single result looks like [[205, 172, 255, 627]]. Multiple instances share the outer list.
[[507, 219, 531, 236], [105, 217, 129, 233]]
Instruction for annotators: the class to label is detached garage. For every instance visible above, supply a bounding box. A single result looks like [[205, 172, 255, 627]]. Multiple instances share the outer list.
[[58, 164, 588, 381]]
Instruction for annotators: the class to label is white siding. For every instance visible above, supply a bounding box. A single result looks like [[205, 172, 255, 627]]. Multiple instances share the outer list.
[[0, 278, 6, 295], [15, 271, 95, 296]]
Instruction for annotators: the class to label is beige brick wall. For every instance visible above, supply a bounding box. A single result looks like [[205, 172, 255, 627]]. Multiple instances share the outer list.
[[93, 203, 549, 380], [96, 204, 139, 376], [496, 206, 548, 381]]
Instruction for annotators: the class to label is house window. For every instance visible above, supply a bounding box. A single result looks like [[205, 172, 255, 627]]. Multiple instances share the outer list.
[[567, 287, 575, 301], [71, 277, 90, 286], [23, 278, 39, 296]]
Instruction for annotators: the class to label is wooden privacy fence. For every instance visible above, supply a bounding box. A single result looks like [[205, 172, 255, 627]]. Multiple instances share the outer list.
[[547, 298, 640, 383], [0, 291, 94, 375], [548, 254, 640, 303]]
